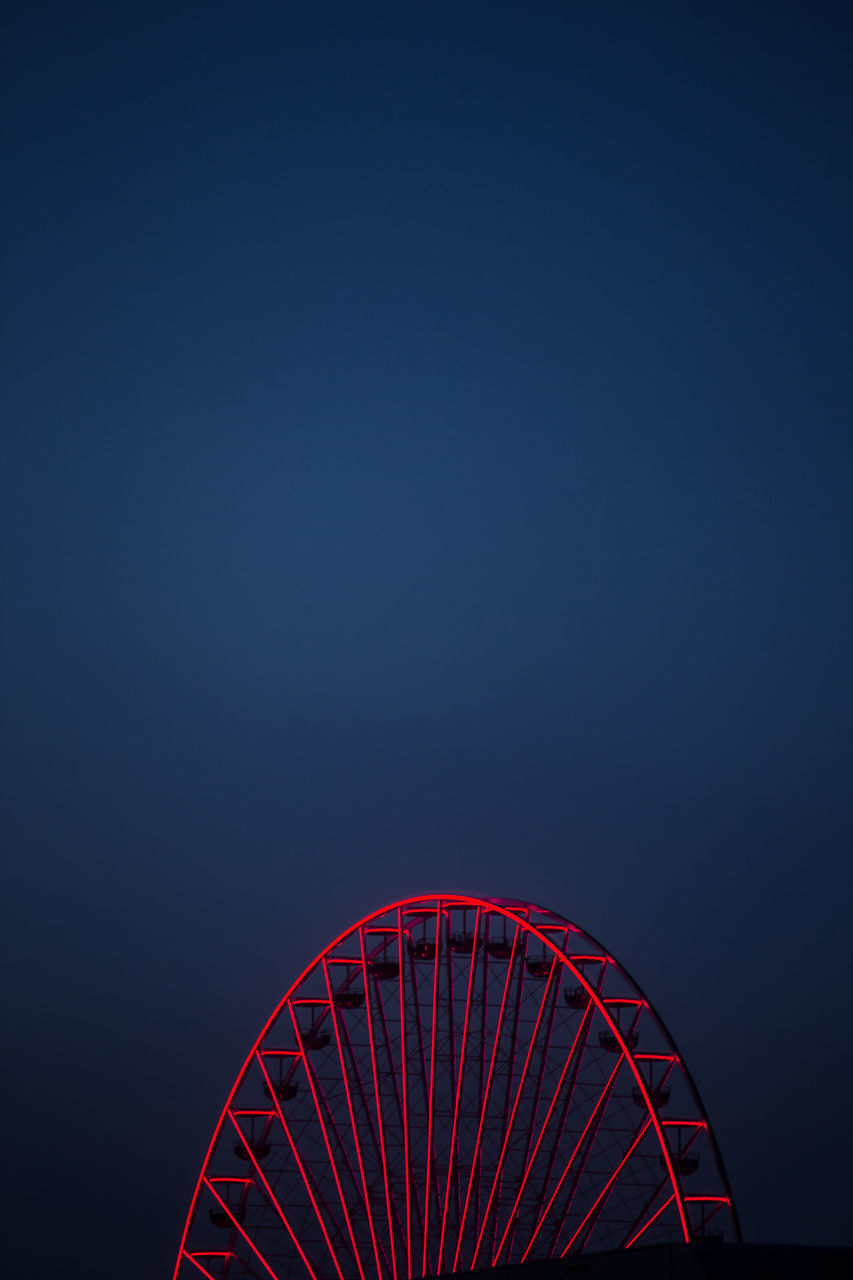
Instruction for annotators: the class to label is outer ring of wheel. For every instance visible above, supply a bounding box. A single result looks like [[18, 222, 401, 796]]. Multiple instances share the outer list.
[[173, 893, 741, 1278]]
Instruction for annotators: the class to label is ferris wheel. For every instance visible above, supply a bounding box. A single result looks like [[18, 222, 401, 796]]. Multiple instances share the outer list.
[[174, 895, 740, 1280]]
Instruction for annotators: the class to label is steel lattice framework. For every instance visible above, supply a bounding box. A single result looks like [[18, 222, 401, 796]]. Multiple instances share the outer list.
[[174, 896, 740, 1280]]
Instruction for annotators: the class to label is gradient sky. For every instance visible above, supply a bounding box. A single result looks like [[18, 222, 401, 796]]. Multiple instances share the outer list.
[[3, 3, 852, 1276]]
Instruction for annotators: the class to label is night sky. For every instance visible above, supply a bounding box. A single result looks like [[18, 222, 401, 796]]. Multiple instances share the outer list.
[[3, 4, 852, 1276]]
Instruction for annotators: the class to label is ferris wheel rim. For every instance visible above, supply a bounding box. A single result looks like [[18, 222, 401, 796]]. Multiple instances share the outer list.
[[174, 893, 739, 1280]]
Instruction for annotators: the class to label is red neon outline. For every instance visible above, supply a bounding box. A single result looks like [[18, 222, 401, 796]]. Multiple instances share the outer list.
[[322, 957, 385, 1280], [226, 1110, 320, 1280], [420, 899, 443, 1277], [624, 1193, 676, 1249], [335, 970, 401, 1274], [367, 944, 408, 1258], [204, 1177, 281, 1280], [175, 894, 741, 1277], [436, 905, 482, 1273], [182, 1254, 224, 1280], [452, 921, 522, 1271], [287, 1001, 367, 1280], [510, 923, 572, 1178], [255, 1050, 346, 1280], [560, 1117, 653, 1255], [471, 954, 557, 1266], [491, 997, 593, 1265], [359, 924, 399, 1280], [397, 907, 412, 1279]]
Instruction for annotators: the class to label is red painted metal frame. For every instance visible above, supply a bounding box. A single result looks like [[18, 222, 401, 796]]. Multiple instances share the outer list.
[[451, 919, 522, 1272], [359, 924, 399, 1280], [436, 906, 482, 1274], [288, 1000, 367, 1280], [174, 895, 740, 1280]]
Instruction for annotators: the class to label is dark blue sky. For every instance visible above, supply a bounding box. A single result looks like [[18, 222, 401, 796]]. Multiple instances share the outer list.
[[3, 3, 852, 1275]]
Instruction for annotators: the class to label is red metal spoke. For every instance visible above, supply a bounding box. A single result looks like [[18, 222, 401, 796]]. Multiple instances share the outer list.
[[203, 1178, 281, 1280], [402, 933, 432, 1273], [420, 899, 444, 1278], [441, 905, 457, 1245], [452, 921, 522, 1272], [683, 1195, 730, 1237], [618, 1170, 673, 1250], [358, 926, 399, 1280], [548, 1067, 634, 1256], [624, 1193, 676, 1249], [485, 920, 528, 1256], [321, 959, 385, 1280], [471, 952, 559, 1266], [365, 946, 410, 1258], [226, 1110, 319, 1280], [183, 1254, 229, 1280], [396, 908, 412, 1280], [519, 1051, 624, 1263], [255, 1051, 347, 1280], [560, 1116, 652, 1256], [287, 1002, 368, 1280], [436, 906, 482, 1274]]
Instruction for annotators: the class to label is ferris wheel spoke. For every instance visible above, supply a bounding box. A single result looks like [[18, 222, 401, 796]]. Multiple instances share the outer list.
[[560, 1116, 652, 1256], [334, 1005, 402, 1267], [358, 927, 401, 1280], [492, 993, 595, 1266], [520, 1050, 624, 1263], [254, 1052, 347, 1280], [625, 1192, 677, 1249], [471, 951, 561, 1267], [452, 922, 523, 1272], [288, 1003, 369, 1280], [620, 1177, 674, 1249], [507, 928, 571, 1210], [436, 906, 482, 1275], [177, 897, 740, 1276], [403, 919, 438, 1273], [545, 1059, 632, 1257], [224, 1111, 320, 1280], [472, 921, 530, 1264], [420, 900, 445, 1277], [396, 909, 413, 1279], [202, 1178, 282, 1280], [368, 955, 410, 1258], [321, 960, 386, 1280], [328, 985, 385, 1170]]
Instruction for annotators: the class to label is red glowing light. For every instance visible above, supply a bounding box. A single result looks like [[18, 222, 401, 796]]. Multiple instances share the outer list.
[[174, 895, 740, 1280]]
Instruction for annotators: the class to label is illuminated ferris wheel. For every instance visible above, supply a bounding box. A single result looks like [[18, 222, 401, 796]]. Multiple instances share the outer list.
[[174, 895, 740, 1280]]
